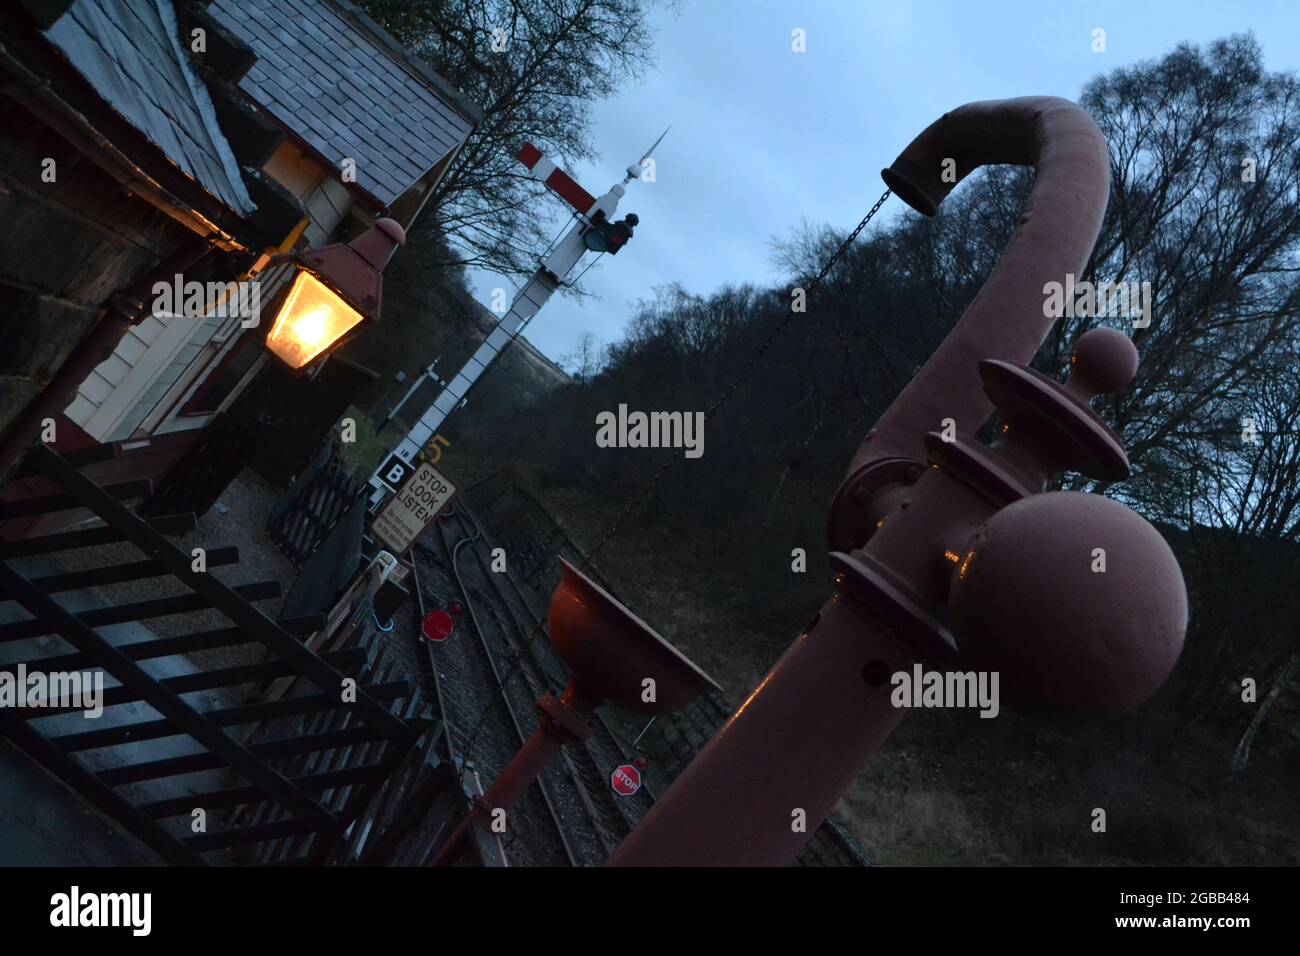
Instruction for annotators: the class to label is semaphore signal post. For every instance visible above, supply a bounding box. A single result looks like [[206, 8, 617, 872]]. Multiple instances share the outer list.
[[364, 131, 668, 533]]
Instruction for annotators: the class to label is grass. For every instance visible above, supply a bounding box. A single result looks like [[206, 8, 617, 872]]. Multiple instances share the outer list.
[[337, 404, 400, 475]]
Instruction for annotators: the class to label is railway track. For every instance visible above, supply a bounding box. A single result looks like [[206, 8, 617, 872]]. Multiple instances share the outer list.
[[409, 507, 573, 866], [451, 506, 661, 831], [407, 488, 870, 867], [433, 506, 654, 860], [410, 505, 639, 866]]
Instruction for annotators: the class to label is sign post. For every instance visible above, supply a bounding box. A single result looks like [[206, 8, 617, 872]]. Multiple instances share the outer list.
[[421, 608, 457, 643]]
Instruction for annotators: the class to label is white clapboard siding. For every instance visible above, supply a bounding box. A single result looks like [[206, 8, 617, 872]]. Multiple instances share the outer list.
[[65, 146, 354, 444], [63, 393, 99, 427], [113, 330, 148, 365], [95, 353, 132, 387], [109, 312, 226, 441], [302, 175, 353, 246], [76, 370, 115, 407], [99, 184, 351, 443], [131, 264, 299, 440], [65, 322, 161, 434], [67, 310, 223, 442], [134, 315, 169, 343]]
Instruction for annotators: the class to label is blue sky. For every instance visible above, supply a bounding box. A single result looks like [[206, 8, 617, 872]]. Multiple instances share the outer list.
[[465, 0, 1300, 366]]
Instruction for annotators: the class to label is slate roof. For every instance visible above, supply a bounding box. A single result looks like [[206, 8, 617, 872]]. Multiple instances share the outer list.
[[44, 0, 257, 216], [207, 0, 478, 208]]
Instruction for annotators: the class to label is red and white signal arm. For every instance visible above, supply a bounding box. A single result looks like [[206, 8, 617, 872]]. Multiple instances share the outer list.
[[516, 142, 597, 214], [610, 763, 641, 797]]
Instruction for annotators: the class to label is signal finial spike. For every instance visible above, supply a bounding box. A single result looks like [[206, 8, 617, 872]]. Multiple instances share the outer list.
[[640, 125, 671, 164], [626, 125, 671, 183]]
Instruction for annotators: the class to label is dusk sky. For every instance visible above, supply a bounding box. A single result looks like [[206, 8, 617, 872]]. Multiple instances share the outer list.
[[464, 0, 1300, 366]]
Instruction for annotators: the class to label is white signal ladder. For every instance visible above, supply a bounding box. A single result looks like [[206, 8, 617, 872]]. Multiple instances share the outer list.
[[367, 130, 666, 507]]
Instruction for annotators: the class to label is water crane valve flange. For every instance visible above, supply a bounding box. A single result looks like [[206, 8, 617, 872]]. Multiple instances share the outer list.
[[980, 326, 1138, 485], [828, 327, 1186, 719], [827, 455, 926, 553], [829, 551, 959, 666]]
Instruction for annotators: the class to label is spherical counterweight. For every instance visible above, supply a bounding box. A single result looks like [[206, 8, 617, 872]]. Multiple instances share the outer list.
[[1065, 326, 1140, 401], [948, 491, 1187, 719]]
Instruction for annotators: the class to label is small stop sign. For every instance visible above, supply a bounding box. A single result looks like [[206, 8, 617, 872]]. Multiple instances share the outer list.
[[610, 764, 641, 796], [421, 609, 455, 642]]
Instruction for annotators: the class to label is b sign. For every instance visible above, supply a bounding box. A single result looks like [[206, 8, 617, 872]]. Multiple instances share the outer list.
[[377, 453, 415, 492], [370, 461, 455, 554]]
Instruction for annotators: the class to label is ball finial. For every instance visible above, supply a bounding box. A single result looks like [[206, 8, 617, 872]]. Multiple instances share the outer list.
[[948, 491, 1186, 719], [1064, 327, 1139, 401]]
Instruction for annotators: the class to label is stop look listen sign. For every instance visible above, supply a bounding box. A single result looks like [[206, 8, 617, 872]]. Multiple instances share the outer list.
[[370, 460, 456, 555]]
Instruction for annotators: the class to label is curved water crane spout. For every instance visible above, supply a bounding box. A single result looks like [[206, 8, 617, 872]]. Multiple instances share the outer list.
[[609, 97, 1186, 868], [831, 96, 1112, 551]]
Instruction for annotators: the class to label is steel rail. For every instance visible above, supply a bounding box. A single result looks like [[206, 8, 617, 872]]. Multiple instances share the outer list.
[[427, 507, 579, 867], [449, 507, 639, 852], [409, 546, 459, 774], [470, 512, 665, 817]]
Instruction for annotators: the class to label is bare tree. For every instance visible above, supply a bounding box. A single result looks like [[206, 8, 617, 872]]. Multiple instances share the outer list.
[[559, 330, 604, 380], [1059, 37, 1300, 726], [359, 0, 660, 278]]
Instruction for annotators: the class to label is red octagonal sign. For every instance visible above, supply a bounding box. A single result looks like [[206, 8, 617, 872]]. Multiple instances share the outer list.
[[610, 764, 641, 797], [421, 609, 455, 643]]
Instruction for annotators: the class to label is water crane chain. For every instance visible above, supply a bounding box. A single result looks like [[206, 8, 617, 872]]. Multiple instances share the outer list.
[[814, 187, 894, 410], [449, 189, 893, 789]]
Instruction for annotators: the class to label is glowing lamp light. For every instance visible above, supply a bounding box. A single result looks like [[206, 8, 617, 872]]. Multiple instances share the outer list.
[[264, 217, 405, 370], [265, 272, 366, 369]]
